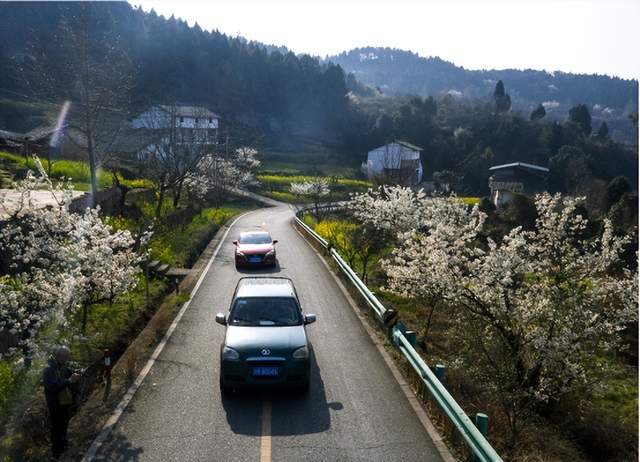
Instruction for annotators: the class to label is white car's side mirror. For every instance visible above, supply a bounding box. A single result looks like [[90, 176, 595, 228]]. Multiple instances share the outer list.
[[215, 313, 227, 325], [304, 314, 317, 325]]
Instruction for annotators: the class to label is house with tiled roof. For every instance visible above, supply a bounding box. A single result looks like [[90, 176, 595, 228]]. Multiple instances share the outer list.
[[489, 162, 549, 207]]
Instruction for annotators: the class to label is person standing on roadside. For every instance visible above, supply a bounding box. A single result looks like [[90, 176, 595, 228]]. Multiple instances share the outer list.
[[43, 345, 81, 460]]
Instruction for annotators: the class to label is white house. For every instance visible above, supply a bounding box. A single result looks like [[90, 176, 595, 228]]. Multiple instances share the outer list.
[[362, 141, 423, 185], [131, 105, 220, 160], [132, 105, 220, 131]]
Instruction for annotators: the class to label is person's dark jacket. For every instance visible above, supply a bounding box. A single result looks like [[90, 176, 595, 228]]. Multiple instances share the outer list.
[[43, 357, 74, 409]]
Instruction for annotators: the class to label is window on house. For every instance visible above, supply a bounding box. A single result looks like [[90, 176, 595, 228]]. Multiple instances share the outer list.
[[195, 118, 199, 123], [179, 117, 184, 123], [208, 118, 212, 123]]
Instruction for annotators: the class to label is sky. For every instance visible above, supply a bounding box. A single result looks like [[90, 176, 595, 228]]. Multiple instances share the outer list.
[[131, 0, 640, 80]]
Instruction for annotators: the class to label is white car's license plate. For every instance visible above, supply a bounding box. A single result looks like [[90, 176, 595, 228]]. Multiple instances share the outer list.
[[248, 256, 261, 263], [253, 367, 279, 376]]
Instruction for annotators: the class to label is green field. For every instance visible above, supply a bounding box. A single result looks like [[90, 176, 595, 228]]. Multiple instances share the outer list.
[[259, 149, 363, 178], [253, 173, 372, 203], [0, 151, 113, 189]]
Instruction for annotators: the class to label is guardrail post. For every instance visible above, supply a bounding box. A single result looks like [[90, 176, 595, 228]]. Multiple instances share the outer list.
[[392, 322, 406, 347], [405, 330, 417, 347], [383, 308, 398, 328], [434, 364, 445, 384], [473, 413, 489, 461]]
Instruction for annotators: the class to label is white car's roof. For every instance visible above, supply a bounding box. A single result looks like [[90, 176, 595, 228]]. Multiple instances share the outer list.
[[235, 277, 296, 298]]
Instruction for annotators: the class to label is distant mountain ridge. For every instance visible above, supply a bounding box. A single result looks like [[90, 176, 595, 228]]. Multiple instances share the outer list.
[[329, 47, 638, 142]]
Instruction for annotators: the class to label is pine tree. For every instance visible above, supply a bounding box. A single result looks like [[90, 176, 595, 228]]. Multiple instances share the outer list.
[[494, 80, 511, 113], [596, 121, 609, 139], [530, 103, 546, 121], [568, 104, 592, 135]]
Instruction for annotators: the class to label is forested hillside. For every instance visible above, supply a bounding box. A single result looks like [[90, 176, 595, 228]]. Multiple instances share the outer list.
[[0, 2, 348, 143], [331, 47, 639, 143], [0, 2, 636, 200]]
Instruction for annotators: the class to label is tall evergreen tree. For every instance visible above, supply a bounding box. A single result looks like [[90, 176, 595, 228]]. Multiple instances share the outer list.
[[494, 80, 505, 99], [530, 103, 546, 121], [597, 121, 609, 139], [568, 103, 592, 135], [606, 176, 631, 209], [494, 80, 512, 113]]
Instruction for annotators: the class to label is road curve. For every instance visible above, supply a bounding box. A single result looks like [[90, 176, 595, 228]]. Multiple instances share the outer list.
[[93, 203, 445, 462]]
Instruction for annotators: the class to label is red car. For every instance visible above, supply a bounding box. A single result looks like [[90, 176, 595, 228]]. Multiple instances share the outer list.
[[233, 231, 278, 268]]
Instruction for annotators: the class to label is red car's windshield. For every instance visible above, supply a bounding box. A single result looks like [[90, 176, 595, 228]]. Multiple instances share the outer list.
[[239, 232, 272, 245]]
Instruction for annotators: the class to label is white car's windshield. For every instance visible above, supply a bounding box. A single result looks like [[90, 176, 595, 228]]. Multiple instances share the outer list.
[[229, 297, 302, 326]]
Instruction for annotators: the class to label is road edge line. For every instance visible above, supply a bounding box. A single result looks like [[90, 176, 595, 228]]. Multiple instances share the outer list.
[[81, 211, 252, 461], [293, 220, 456, 462]]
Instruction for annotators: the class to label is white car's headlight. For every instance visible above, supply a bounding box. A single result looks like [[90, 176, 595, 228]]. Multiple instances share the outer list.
[[266, 249, 275, 256], [292, 346, 309, 359], [222, 346, 240, 360], [236, 251, 245, 257]]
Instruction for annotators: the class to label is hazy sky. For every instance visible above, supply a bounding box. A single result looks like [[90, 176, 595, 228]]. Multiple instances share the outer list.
[[131, 0, 639, 80]]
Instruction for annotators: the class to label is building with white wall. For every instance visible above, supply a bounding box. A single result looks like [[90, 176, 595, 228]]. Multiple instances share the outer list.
[[362, 141, 423, 185], [132, 105, 220, 131], [131, 105, 220, 160]]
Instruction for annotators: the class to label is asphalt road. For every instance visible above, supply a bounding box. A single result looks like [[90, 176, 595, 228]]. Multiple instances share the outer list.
[[94, 203, 445, 462]]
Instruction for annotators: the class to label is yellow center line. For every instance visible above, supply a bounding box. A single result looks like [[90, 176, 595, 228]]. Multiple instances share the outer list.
[[260, 398, 272, 462]]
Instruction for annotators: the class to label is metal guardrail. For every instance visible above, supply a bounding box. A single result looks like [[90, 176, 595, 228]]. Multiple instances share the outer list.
[[294, 207, 504, 462], [294, 214, 389, 322]]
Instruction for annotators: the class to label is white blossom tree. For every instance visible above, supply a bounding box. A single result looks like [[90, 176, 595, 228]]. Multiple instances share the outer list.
[[136, 104, 215, 217], [378, 191, 637, 442], [66, 208, 142, 334], [348, 185, 430, 235], [0, 271, 74, 361], [183, 146, 259, 207], [0, 157, 143, 359], [290, 178, 330, 220]]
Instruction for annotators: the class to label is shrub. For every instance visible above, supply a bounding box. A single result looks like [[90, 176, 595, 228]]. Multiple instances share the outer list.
[[479, 196, 496, 213], [0, 362, 16, 419], [302, 214, 317, 229]]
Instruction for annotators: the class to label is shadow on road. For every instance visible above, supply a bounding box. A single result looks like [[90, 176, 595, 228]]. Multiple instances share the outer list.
[[93, 431, 144, 461], [221, 347, 337, 436], [235, 260, 283, 274]]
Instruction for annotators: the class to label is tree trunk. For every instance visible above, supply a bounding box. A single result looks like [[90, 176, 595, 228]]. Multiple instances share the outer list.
[[81, 304, 88, 335], [155, 186, 166, 219], [119, 186, 129, 216], [314, 197, 320, 222], [87, 138, 98, 208], [80, 6, 98, 209], [22, 141, 29, 166], [360, 254, 370, 283], [172, 179, 184, 209], [424, 303, 436, 339], [112, 172, 129, 216], [46, 147, 52, 177]]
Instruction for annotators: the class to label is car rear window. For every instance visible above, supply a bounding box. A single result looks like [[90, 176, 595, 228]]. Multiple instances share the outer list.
[[239, 233, 271, 244], [229, 297, 302, 326]]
